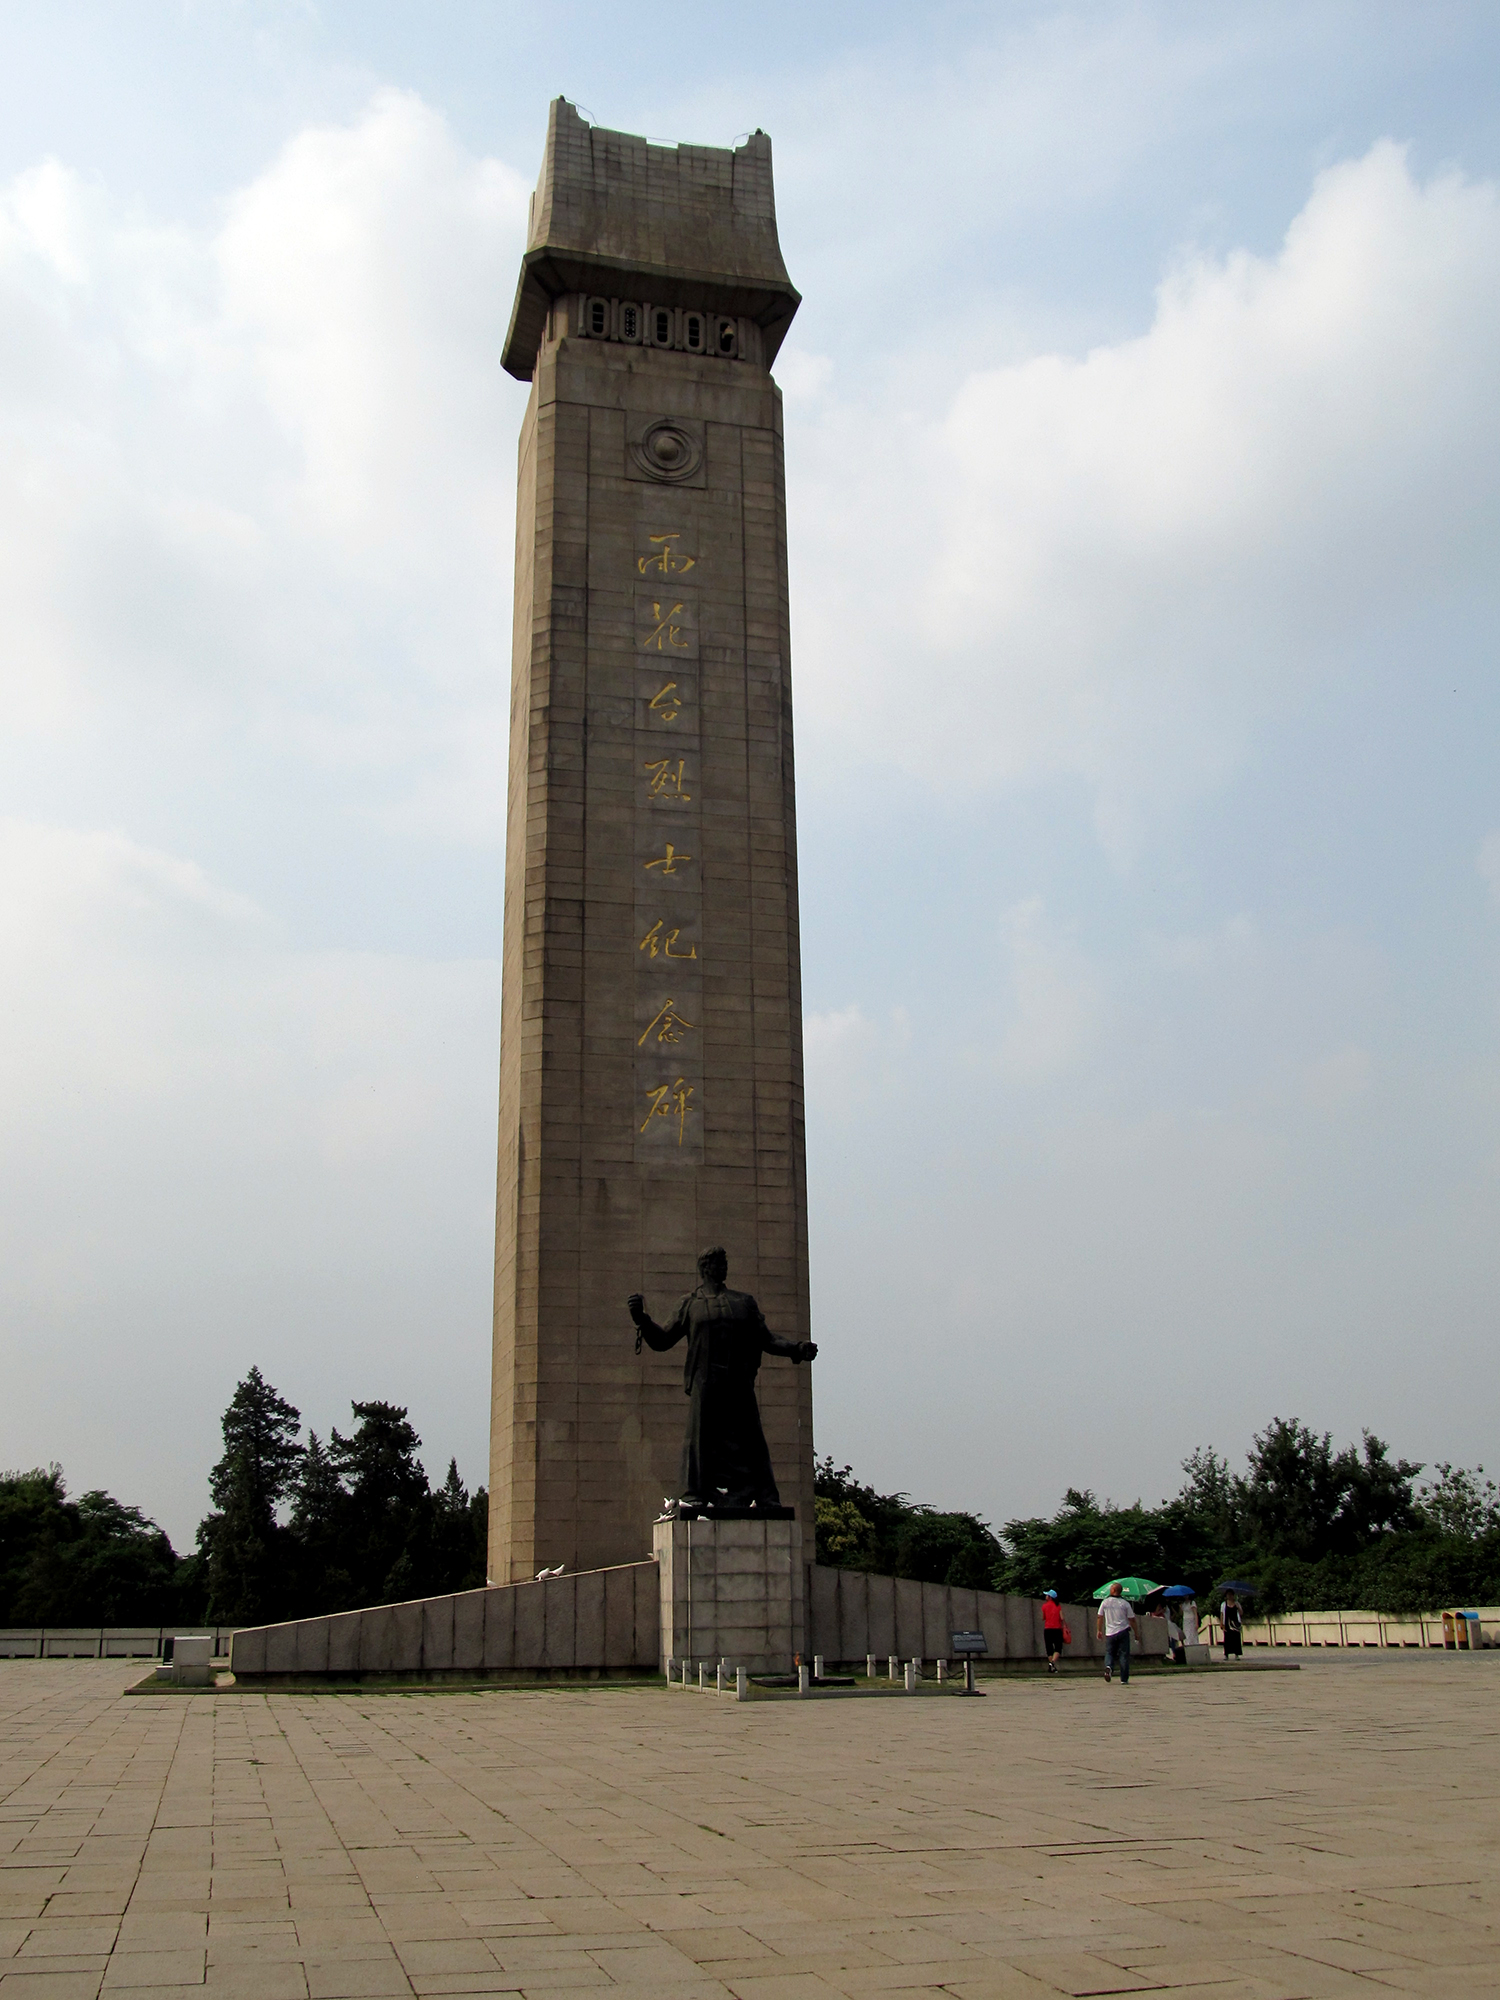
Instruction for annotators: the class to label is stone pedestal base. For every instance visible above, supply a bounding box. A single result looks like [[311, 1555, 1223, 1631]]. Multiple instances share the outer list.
[[653, 1514, 804, 1674]]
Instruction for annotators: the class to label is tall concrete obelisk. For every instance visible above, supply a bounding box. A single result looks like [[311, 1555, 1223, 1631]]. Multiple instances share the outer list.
[[489, 101, 813, 1583]]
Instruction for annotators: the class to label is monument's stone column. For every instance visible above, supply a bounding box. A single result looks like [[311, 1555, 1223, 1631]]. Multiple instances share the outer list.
[[491, 101, 813, 1582]]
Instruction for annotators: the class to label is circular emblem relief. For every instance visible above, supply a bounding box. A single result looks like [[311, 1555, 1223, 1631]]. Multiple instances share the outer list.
[[631, 418, 703, 483]]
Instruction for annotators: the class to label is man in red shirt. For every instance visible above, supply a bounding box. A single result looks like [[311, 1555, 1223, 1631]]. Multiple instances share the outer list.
[[1042, 1591, 1067, 1673]]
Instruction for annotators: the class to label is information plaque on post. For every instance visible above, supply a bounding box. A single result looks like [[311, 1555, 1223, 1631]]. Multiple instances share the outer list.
[[952, 1629, 987, 1695]]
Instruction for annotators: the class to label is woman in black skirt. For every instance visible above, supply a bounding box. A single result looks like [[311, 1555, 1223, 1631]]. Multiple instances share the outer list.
[[1221, 1590, 1244, 1659]]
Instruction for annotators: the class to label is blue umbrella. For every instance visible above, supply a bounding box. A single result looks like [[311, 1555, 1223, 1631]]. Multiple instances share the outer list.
[[1160, 1584, 1198, 1599], [1215, 1579, 1256, 1596]]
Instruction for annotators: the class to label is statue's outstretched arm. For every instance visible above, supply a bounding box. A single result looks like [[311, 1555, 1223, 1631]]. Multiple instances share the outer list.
[[753, 1301, 817, 1364], [765, 1335, 818, 1363], [627, 1293, 687, 1353]]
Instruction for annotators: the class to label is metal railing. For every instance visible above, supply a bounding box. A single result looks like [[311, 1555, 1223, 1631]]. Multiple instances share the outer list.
[[0, 1627, 238, 1660], [1201, 1610, 1499, 1650]]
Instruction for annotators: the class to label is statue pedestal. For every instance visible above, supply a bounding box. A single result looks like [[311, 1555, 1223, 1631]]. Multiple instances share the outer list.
[[653, 1514, 804, 1675]]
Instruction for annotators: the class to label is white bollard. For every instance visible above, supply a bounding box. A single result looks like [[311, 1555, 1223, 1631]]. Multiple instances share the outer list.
[[888, 1654, 898, 1681], [936, 1659, 947, 1682], [813, 1654, 824, 1681], [798, 1662, 810, 1695], [736, 1667, 748, 1701], [698, 1663, 705, 1688], [665, 1656, 675, 1686], [866, 1653, 876, 1681], [716, 1662, 725, 1693], [904, 1659, 917, 1693]]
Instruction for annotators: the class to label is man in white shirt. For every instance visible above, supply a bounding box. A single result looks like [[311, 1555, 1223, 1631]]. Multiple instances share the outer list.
[[1095, 1583, 1139, 1684]]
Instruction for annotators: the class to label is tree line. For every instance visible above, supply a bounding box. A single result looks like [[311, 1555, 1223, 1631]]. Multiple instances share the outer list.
[[815, 1418, 1500, 1614], [6, 1398, 1498, 1624], [0, 1368, 487, 1628]]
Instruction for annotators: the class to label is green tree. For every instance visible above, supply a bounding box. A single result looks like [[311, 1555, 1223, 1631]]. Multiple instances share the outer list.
[[1415, 1463, 1500, 1539], [814, 1495, 877, 1567], [813, 1457, 1001, 1586], [0, 1467, 70, 1623], [329, 1402, 432, 1607], [993, 1489, 1169, 1604], [3, 1474, 183, 1625], [209, 1368, 303, 1518], [894, 1511, 1001, 1589], [1240, 1418, 1420, 1562], [429, 1460, 489, 1594], [287, 1431, 354, 1613], [198, 1368, 304, 1624], [813, 1458, 918, 1573]]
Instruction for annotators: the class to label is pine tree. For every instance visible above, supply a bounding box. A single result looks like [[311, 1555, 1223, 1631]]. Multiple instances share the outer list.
[[209, 1367, 303, 1518], [329, 1403, 431, 1607], [288, 1432, 353, 1614], [200, 1368, 304, 1624], [202, 1453, 270, 1625], [430, 1459, 489, 1593]]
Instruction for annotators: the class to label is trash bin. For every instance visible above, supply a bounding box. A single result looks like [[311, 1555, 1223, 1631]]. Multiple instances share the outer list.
[[1441, 1610, 1478, 1651]]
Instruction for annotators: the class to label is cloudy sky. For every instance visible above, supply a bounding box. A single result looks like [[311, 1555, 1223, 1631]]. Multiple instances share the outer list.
[[2, 1, 1498, 1551]]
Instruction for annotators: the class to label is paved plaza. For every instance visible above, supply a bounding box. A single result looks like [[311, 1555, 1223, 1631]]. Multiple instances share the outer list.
[[1, 1657, 1495, 2000]]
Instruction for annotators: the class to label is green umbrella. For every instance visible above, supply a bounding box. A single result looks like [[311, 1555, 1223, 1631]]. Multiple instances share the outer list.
[[1091, 1576, 1160, 1602]]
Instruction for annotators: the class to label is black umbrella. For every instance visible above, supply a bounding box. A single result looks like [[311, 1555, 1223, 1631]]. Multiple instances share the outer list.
[[1214, 1579, 1256, 1596]]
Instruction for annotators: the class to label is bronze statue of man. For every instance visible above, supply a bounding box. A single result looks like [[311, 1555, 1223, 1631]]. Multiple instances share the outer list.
[[628, 1247, 816, 1512]]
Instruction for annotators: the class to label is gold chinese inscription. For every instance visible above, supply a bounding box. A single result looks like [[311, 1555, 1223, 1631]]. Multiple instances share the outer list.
[[638, 998, 695, 1048], [641, 601, 691, 652], [638, 919, 697, 960], [640, 1076, 694, 1143], [637, 533, 696, 577], [642, 843, 691, 875], [643, 756, 691, 801], [648, 681, 684, 724]]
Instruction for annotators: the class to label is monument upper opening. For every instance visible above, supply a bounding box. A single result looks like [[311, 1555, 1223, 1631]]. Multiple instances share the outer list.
[[502, 97, 801, 380]]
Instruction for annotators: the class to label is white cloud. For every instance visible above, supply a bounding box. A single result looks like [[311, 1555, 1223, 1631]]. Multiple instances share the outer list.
[[0, 92, 530, 836], [0, 818, 500, 1540], [790, 143, 1500, 854], [4, 79, 1499, 1549], [804, 1003, 910, 1111]]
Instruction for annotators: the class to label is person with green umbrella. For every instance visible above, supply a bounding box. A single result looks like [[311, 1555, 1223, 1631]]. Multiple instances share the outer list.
[[1095, 1581, 1140, 1684]]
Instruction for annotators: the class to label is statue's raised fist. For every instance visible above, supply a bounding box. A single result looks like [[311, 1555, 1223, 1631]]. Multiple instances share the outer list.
[[626, 1294, 646, 1324]]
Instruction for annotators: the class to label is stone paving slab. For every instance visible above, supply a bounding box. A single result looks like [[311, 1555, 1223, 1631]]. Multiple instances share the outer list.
[[0, 1658, 1496, 1999]]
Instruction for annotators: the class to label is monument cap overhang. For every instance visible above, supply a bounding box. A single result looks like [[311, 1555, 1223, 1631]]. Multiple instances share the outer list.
[[501, 97, 801, 381]]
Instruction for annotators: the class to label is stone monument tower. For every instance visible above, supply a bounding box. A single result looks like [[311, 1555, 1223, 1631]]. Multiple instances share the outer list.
[[489, 101, 814, 1583]]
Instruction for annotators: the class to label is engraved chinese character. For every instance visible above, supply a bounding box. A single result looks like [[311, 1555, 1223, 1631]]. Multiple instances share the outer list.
[[642, 844, 691, 875], [643, 756, 691, 801], [648, 682, 684, 724], [638, 920, 697, 960], [640, 1076, 694, 1143], [637, 533, 696, 577], [638, 998, 695, 1048], [641, 601, 690, 652]]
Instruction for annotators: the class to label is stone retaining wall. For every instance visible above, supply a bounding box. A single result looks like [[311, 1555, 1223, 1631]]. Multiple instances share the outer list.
[[807, 1570, 1163, 1666], [228, 1559, 1165, 1680], [229, 1562, 659, 1681]]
